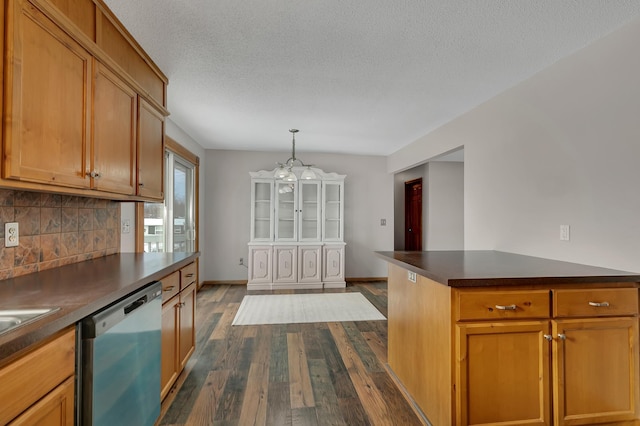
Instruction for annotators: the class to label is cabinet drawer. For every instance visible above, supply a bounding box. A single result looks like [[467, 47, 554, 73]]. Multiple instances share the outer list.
[[554, 288, 638, 318], [161, 271, 180, 303], [457, 290, 550, 321], [180, 262, 197, 290]]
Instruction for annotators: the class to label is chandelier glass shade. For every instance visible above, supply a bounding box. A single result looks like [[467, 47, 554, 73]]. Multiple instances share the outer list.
[[275, 129, 316, 181]]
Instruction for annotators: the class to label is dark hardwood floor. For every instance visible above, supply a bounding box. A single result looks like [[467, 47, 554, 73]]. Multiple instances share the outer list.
[[159, 282, 424, 426]]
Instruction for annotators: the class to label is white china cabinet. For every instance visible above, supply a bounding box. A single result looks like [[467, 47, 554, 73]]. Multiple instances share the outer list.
[[248, 167, 345, 290]]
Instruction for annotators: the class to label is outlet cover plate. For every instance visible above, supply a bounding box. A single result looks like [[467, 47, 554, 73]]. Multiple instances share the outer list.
[[5, 222, 19, 247]]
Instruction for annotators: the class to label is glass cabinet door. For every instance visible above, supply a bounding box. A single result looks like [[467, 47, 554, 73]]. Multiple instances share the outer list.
[[275, 181, 297, 241], [323, 181, 344, 241], [251, 179, 273, 241], [299, 181, 321, 241]]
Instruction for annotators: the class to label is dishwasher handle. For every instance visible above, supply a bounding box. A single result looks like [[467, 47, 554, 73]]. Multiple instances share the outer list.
[[124, 296, 147, 314]]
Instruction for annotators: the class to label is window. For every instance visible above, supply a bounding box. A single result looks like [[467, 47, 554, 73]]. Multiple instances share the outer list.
[[138, 137, 198, 253]]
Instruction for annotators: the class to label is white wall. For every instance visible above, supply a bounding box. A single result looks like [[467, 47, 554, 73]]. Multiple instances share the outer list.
[[388, 17, 640, 272], [204, 150, 393, 281], [425, 162, 464, 250]]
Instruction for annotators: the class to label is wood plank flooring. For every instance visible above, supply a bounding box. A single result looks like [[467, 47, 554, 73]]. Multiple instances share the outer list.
[[159, 283, 424, 426]]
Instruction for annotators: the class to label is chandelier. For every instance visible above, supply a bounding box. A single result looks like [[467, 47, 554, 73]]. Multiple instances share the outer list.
[[274, 129, 316, 181]]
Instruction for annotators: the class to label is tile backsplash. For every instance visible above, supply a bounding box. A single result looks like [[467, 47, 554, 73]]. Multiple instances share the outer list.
[[0, 189, 121, 280]]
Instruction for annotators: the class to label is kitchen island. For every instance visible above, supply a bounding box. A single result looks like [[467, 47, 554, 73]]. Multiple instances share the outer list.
[[376, 250, 640, 426]]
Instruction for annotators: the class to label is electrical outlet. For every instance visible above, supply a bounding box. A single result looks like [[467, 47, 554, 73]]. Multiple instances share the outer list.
[[5, 222, 19, 247], [560, 225, 570, 241], [239, 257, 244, 265], [121, 219, 131, 234], [408, 271, 417, 283]]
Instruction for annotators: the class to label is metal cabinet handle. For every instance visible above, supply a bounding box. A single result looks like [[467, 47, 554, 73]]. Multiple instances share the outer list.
[[185, 273, 194, 278], [543, 334, 553, 342], [557, 333, 566, 340], [588, 301, 610, 307], [87, 170, 101, 178], [138, 182, 145, 187], [495, 304, 517, 311], [163, 286, 175, 292]]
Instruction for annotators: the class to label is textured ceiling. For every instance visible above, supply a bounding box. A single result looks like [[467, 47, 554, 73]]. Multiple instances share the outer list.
[[103, 1, 640, 156]]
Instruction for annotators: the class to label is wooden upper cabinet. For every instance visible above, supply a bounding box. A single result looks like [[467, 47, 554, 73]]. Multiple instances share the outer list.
[[3, 0, 91, 188], [92, 61, 137, 195], [46, 0, 96, 39], [97, 10, 166, 108], [137, 98, 165, 200]]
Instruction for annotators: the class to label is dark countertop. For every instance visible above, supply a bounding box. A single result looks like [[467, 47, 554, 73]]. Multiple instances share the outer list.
[[376, 250, 640, 288], [0, 252, 199, 365]]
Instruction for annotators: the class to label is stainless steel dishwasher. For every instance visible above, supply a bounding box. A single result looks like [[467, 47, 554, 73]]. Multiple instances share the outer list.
[[78, 281, 162, 426]]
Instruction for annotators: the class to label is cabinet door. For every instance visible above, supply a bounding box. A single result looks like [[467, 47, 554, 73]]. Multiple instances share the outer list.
[[273, 246, 297, 283], [137, 98, 165, 200], [298, 246, 321, 283], [275, 181, 297, 241], [456, 321, 551, 426], [298, 181, 321, 241], [251, 179, 273, 241], [161, 296, 179, 400], [92, 62, 137, 195], [553, 317, 639, 425], [248, 246, 272, 284], [179, 282, 196, 370], [322, 245, 345, 283], [4, 0, 91, 188], [8, 377, 74, 426], [322, 181, 344, 241]]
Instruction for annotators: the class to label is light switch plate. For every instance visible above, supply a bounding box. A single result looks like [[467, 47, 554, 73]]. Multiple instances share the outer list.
[[5, 222, 19, 247]]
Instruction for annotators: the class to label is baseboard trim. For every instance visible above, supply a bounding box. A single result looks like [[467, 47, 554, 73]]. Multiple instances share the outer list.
[[346, 277, 387, 283], [202, 277, 387, 286], [202, 280, 248, 286]]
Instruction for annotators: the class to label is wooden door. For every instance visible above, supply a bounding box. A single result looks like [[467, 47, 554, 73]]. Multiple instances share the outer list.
[[456, 321, 551, 425], [161, 295, 179, 400], [4, 0, 91, 188], [179, 283, 196, 370], [92, 62, 137, 195], [404, 178, 422, 250], [553, 317, 639, 425], [137, 98, 165, 200], [9, 377, 74, 426]]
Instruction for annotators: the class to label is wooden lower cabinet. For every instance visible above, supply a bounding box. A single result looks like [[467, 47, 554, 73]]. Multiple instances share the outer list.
[[160, 263, 197, 400], [161, 294, 180, 400], [178, 282, 196, 370], [9, 377, 74, 426], [553, 317, 639, 425], [456, 321, 551, 425], [387, 263, 640, 426], [0, 328, 75, 426]]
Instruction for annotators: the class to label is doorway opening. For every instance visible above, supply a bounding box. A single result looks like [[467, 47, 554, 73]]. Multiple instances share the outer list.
[[404, 178, 422, 251]]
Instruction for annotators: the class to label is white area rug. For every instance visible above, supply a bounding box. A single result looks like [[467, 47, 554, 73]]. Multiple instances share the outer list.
[[232, 293, 386, 325]]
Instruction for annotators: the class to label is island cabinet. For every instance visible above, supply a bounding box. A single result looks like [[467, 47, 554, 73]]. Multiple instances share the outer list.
[[386, 260, 640, 426], [0, 327, 75, 425], [2, 0, 168, 201], [160, 261, 197, 400]]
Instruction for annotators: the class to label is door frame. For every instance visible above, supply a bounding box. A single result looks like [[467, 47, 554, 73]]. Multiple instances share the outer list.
[[404, 178, 423, 251]]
